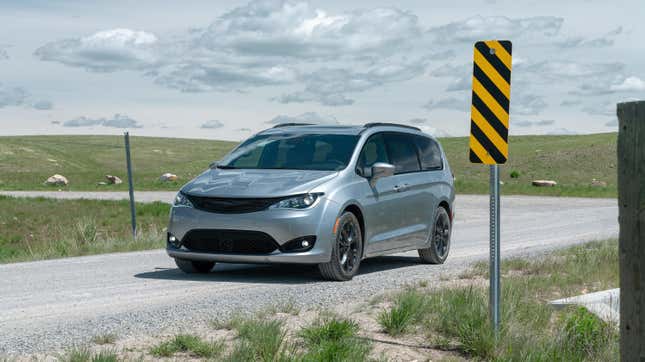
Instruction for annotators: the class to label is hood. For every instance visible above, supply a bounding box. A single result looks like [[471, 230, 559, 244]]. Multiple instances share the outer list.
[[181, 168, 339, 198]]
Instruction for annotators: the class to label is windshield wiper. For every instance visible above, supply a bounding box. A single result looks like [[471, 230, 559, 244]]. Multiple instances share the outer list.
[[216, 164, 237, 169]]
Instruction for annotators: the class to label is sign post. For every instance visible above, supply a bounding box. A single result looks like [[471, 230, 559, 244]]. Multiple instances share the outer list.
[[468, 40, 513, 337], [124, 131, 137, 239]]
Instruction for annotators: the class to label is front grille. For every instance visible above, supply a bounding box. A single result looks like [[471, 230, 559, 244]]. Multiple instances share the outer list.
[[185, 194, 287, 214], [181, 229, 279, 254]]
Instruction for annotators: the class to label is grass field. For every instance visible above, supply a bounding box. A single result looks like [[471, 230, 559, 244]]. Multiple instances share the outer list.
[[0, 133, 617, 197], [0, 196, 169, 263]]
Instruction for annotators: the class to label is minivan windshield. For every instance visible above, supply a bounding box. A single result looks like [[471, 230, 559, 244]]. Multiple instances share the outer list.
[[218, 133, 360, 171]]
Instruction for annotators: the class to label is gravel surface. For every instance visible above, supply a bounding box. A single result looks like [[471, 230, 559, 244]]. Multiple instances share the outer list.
[[0, 194, 618, 355]]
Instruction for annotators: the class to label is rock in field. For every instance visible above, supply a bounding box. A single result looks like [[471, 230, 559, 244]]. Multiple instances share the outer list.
[[105, 175, 123, 185], [532, 180, 557, 187], [45, 174, 68, 186], [591, 179, 607, 187], [159, 173, 178, 182]]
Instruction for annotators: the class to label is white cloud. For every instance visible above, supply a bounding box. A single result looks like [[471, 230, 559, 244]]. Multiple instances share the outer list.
[[0, 83, 28, 108], [423, 96, 468, 112], [34, 1, 428, 106], [0, 48, 8, 60], [605, 119, 618, 128], [511, 93, 548, 115], [404, 118, 451, 137], [63, 114, 142, 128], [266, 111, 337, 125], [35, 28, 159, 72], [427, 15, 563, 44], [556, 26, 622, 49], [513, 119, 555, 128], [201, 120, 225, 129], [610, 76, 645, 92], [32, 100, 53, 110]]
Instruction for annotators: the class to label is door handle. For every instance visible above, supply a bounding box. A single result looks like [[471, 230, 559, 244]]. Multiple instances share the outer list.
[[393, 183, 410, 192]]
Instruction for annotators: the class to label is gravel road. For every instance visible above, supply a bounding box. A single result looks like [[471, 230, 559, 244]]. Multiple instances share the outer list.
[[0, 193, 618, 355]]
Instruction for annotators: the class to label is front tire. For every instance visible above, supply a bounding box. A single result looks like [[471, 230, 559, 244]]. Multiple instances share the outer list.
[[174, 258, 215, 273], [318, 212, 363, 281], [418, 207, 451, 264]]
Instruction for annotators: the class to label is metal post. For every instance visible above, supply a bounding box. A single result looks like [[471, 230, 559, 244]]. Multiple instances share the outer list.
[[490, 164, 501, 336], [124, 131, 137, 239]]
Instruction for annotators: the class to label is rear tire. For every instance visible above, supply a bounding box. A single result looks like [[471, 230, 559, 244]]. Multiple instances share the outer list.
[[318, 212, 363, 281], [418, 207, 451, 264], [174, 258, 215, 273]]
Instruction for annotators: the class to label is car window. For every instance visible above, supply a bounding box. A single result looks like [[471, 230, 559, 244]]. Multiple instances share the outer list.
[[357, 133, 390, 169], [220, 133, 359, 171], [415, 136, 443, 170], [384, 133, 421, 174]]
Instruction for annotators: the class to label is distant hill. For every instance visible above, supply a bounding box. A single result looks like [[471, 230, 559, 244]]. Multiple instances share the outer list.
[[0, 133, 616, 197]]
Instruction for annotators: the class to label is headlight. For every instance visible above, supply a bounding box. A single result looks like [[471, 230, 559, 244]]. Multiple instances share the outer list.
[[270, 193, 323, 209], [174, 192, 193, 207]]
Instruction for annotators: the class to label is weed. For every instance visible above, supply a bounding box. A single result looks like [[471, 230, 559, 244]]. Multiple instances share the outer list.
[[150, 334, 224, 358], [299, 317, 370, 362], [378, 289, 426, 336], [561, 307, 617, 359], [510, 170, 520, 178], [91, 333, 117, 345], [62, 348, 118, 362], [229, 318, 288, 361]]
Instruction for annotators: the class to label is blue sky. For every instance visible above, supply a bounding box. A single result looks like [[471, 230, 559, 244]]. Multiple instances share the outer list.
[[0, 0, 643, 140]]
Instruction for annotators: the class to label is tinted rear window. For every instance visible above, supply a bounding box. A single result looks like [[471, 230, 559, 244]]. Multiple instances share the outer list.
[[384, 133, 421, 174], [415, 136, 443, 170]]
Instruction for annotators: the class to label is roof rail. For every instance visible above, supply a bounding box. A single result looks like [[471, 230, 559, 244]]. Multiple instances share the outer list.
[[363, 122, 421, 131], [272, 123, 313, 128]]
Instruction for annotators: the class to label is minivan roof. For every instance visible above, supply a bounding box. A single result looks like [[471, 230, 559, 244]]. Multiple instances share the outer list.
[[259, 122, 424, 136]]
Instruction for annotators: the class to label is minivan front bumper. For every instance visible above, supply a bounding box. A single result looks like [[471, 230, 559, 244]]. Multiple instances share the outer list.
[[166, 197, 339, 264]]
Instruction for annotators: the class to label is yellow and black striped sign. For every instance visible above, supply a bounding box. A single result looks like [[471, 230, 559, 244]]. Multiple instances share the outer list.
[[469, 40, 512, 164]]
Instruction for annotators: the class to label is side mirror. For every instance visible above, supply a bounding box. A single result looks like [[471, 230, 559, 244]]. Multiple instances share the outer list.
[[209, 161, 220, 169], [369, 162, 395, 186]]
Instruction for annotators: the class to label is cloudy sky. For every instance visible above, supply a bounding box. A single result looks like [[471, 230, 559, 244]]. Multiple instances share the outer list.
[[0, 0, 643, 140]]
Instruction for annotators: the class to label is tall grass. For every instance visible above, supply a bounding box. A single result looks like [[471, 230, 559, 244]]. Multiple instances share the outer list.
[[150, 334, 224, 358], [378, 289, 426, 336], [0, 196, 168, 263], [299, 316, 371, 362], [378, 240, 619, 361]]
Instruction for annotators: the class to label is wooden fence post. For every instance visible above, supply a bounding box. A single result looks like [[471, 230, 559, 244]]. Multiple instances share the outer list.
[[617, 100, 645, 362]]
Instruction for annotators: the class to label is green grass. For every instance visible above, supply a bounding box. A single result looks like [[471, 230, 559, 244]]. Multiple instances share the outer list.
[[377, 289, 426, 336], [379, 240, 619, 361], [0, 133, 617, 197], [150, 334, 224, 358], [440, 133, 617, 197], [0, 135, 236, 191], [63, 348, 118, 362], [299, 316, 371, 362], [0, 196, 168, 263], [226, 318, 291, 362]]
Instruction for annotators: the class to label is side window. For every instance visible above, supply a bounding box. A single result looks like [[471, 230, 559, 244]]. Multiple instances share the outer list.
[[357, 133, 389, 170], [415, 136, 443, 170], [384, 133, 421, 174]]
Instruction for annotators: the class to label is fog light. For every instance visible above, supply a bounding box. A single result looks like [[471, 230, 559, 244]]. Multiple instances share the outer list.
[[167, 233, 181, 248], [280, 235, 316, 252]]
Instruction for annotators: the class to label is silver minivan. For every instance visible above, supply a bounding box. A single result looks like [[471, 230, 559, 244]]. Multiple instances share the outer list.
[[167, 123, 455, 281]]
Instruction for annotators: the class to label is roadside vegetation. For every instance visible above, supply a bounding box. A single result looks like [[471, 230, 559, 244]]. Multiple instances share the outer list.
[[377, 239, 619, 361], [0, 195, 168, 263], [0, 133, 616, 197]]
